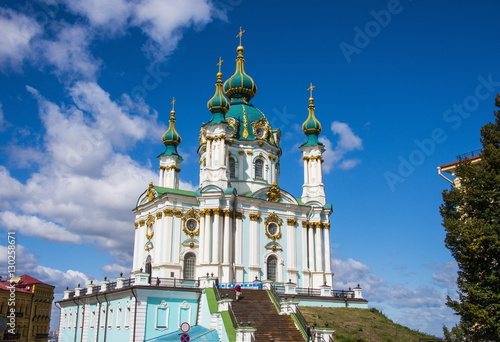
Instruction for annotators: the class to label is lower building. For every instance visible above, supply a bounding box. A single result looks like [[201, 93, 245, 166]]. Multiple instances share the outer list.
[[0, 275, 55, 342]]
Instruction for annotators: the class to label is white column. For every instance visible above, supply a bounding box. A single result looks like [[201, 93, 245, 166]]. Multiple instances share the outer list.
[[212, 209, 221, 263], [287, 220, 296, 269], [235, 214, 243, 264], [203, 211, 212, 263], [133, 222, 140, 271], [249, 215, 260, 266], [199, 211, 206, 264], [324, 224, 332, 276], [159, 167, 164, 186], [301, 223, 308, 271], [172, 212, 181, 264], [162, 212, 173, 264], [206, 139, 212, 167], [246, 152, 253, 179], [315, 224, 324, 273], [304, 158, 309, 184], [308, 225, 315, 271], [222, 210, 231, 264]]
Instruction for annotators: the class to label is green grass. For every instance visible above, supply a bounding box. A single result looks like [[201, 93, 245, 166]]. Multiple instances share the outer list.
[[299, 307, 439, 342], [220, 311, 236, 342], [204, 288, 218, 313]]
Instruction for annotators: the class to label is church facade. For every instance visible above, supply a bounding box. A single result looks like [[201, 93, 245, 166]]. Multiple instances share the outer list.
[[57, 32, 368, 342], [133, 39, 332, 289]]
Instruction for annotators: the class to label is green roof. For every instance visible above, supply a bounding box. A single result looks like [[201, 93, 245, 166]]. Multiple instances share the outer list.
[[153, 186, 195, 197]]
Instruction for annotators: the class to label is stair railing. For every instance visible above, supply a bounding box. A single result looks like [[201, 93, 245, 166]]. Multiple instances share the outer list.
[[272, 284, 309, 341], [212, 283, 222, 302]]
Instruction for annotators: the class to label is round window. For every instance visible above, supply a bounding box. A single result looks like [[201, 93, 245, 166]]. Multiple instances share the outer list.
[[185, 218, 198, 232], [267, 222, 278, 235]]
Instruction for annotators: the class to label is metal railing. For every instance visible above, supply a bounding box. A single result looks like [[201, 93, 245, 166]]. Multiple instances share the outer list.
[[456, 149, 482, 161]]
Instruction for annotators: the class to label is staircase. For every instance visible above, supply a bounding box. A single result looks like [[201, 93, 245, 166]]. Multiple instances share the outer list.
[[219, 289, 305, 342]]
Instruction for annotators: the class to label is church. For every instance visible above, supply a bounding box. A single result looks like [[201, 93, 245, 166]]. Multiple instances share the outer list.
[[57, 30, 367, 342]]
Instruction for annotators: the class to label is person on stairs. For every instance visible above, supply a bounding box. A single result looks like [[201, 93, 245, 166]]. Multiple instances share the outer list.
[[234, 284, 242, 301]]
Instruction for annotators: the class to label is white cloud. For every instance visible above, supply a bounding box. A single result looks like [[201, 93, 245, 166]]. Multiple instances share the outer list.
[[322, 121, 363, 173], [132, 0, 215, 60], [33, 265, 89, 290], [40, 23, 101, 81], [332, 258, 385, 292], [0, 8, 41, 71], [0, 211, 81, 243], [62, 0, 132, 31], [102, 263, 131, 277]]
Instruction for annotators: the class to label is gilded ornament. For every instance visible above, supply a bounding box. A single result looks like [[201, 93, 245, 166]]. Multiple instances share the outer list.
[[156, 212, 163, 219], [287, 219, 298, 226], [246, 151, 253, 155], [212, 208, 222, 216], [189, 242, 195, 248], [146, 182, 156, 201], [249, 214, 261, 222], [146, 223, 154, 240], [144, 241, 153, 252], [266, 183, 281, 202], [182, 208, 200, 237], [139, 220, 146, 227], [163, 209, 174, 217], [242, 107, 249, 138], [264, 212, 282, 241], [235, 212, 244, 219], [174, 210, 182, 218], [223, 209, 232, 217], [134, 222, 139, 229]]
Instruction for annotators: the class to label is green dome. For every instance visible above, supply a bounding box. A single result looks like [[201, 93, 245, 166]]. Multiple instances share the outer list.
[[302, 98, 322, 134], [223, 46, 257, 101], [301, 97, 323, 147], [159, 109, 183, 158], [206, 71, 230, 125]]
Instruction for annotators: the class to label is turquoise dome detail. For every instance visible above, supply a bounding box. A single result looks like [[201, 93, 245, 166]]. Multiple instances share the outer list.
[[206, 71, 230, 125], [223, 46, 257, 101], [301, 97, 324, 147], [159, 109, 183, 159]]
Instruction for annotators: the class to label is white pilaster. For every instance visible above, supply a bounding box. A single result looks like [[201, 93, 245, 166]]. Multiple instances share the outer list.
[[308, 225, 315, 272], [222, 210, 231, 264], [212, 209, 221, 263], [199, 211, 206, 264], [315, 225, 324, 273], [203, 211, 212, 263], [163, 213, 173, 264], [172, 213, 181, 264]]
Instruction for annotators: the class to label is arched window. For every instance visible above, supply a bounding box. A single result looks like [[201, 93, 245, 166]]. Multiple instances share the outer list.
[[255, 159, 264, 179], [267, 255, 277, 281], [229, 156, 236, 178], [183, 253, 196, 280], [145, 255, 152, 284]]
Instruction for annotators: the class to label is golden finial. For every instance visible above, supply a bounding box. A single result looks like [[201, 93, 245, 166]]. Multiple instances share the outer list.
[[170, 97, 176, 117], [216, 57, 224, 72], [236, 26, 245, 46], [307, 83, 316, 98]]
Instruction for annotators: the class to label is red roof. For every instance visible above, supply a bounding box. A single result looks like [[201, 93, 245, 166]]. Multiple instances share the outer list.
[[0, 275, 54, 292], [439, 155, 481, 169]]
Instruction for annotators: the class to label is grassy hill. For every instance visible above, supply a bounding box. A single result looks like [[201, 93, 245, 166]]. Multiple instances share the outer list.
[[299, 307, 440, 342]]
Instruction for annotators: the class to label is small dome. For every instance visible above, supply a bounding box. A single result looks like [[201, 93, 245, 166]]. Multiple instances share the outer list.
[[302, 98, 322, 134], [223, 45, 257, 101], [159, 105, 183, 159], [207, 71, 230, 116], [162, 110, 182, 145]]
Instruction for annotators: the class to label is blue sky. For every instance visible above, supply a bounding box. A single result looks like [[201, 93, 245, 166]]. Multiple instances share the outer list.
[[1, 0, 499, 337]]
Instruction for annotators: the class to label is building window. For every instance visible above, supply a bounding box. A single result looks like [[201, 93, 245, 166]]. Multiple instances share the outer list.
[[255, 159, 264, 179], [267, 255, 277, 281], [145, 255, 152, 284], [107, 304, 113, 328], [229, 156, 236, 178], [183, 253, 196, 280], [156, 301, 169, 329]]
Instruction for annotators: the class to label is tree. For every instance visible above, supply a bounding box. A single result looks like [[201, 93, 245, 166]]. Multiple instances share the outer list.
[[440, 95, 500, 341]]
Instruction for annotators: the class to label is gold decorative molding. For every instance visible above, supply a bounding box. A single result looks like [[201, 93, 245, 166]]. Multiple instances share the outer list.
[[322, 222, 330, 229], [212, 208, 222, 216], [146, 182, 156, 201], [264, 212, 282, 241], [238, 150, 245, 155], [235, 212, 244, 220], [269, 155, 277, 161], [287, 219, 298, 226], [174, 210, 182, 218], [145, 214, 155, 240], [139, 220, 146, 227], [156, 212, 163, 219], [223, 209, 232, 217], [189, 242, 195, 248], [182, 208, 200, 237], [266, 183, 281, 202], [301, 221, 308, 228], [134, 222, 139, 229], [246, 151, 253, 155], [163, 209, 174, 217], [249, 214, 261, 222]]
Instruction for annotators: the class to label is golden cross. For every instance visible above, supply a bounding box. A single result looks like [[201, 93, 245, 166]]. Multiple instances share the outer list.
[[216, 57, 224, 73], [307, 83, 316, 98], [236, 26, 245, 45], [171, 97, 176, 111]]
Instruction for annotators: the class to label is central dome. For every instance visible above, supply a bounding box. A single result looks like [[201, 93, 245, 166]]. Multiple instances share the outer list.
[[223, 45, 257, 101]]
